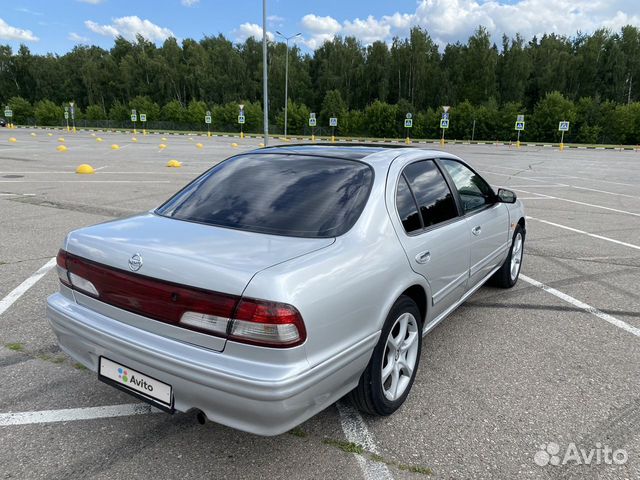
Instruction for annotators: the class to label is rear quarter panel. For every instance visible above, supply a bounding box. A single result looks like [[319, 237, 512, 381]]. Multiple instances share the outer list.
[[242, 164, 430, 369]]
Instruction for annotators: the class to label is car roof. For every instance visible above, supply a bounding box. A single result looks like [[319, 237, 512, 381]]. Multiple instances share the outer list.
[[254, 143, 452, 166]]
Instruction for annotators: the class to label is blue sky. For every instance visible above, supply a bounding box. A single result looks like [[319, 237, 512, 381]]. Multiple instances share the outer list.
[[1, 0, 639, 54]]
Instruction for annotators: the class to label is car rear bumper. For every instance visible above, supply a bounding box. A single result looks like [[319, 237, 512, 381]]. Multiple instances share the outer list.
[[46, 292, 378, 436]]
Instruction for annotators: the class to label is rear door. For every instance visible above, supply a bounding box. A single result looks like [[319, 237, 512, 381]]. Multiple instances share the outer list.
[[390, 159, 470, 322], [438, 158, 510, 287]]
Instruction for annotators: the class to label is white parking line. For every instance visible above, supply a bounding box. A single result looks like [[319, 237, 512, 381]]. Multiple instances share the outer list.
[[0, 258, 56, 317], [527, 216, 640, 251], [485, 171, 638, 198], [520, 275, 640, 338], [0, 403, 161, 426], [337, 402, 394, 480], [512, 189, 640, 218]]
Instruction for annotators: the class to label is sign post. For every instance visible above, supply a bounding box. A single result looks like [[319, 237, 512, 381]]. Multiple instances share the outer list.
[[404, 113, 413, 144], [64, 106, 70, 132], [329, 117, 338, 143], [70, 102, 76, 133], [440, 106, 450, 146], [205, 110, 212, 137], [309, 112, 316, 142], [515, 114, 525, 148], [140, 113, 147, 135], [130, 109, 137, 135], [558, 121, 570, 151], [4, 107, 12, 129], [238, 104, 245, 139]]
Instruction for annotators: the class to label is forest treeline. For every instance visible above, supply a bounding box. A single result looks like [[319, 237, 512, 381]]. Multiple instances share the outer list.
[[1, 26, 640, 143]]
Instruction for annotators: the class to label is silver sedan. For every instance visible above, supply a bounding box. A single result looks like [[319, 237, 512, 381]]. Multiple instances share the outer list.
[[47, 145, 525, 435]]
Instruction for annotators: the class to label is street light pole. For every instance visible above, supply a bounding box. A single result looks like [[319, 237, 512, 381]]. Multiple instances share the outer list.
[[262, 0, 269, 146], [276, 31, 301, 140]]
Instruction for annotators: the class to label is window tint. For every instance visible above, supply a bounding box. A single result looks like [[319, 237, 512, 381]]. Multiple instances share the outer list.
[[396, 176, 422, 233], [156, 154, 373, 238], [402, 161, 458, 228], [440, 159, 495, 213]]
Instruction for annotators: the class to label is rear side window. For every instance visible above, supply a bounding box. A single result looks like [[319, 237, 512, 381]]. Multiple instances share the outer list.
[[156, 154, 373, 238], [402, 160, 458, 228], [439, 159, 494, 213], [396, 176, 422, 233]]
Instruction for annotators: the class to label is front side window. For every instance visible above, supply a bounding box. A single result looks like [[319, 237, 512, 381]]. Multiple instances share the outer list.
[[156, 154, 373, 238], [440, 159, 495, 213], [402, 160, 459, 228]]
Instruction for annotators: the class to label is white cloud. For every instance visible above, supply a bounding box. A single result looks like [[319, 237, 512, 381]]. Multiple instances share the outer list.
[[181, 0, 200, 6], [77, 0, 105, 4], [68, 32, 90, 43], [0, 18, 39, 41], [85, 16, 174, 42], [300, 14, 341, 49], [234, 22, 274, 42], [295, 0, 640, 50], [342, 16, 391, 45]]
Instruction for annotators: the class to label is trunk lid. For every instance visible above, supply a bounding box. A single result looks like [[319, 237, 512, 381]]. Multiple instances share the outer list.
[[65, 213, 334, 351]]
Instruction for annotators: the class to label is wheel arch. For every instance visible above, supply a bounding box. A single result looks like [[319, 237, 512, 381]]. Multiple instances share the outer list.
[[400, 284, 428, 326]]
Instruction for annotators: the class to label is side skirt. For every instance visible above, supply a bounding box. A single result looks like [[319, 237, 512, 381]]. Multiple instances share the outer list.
[[422, 264, 502, 337]]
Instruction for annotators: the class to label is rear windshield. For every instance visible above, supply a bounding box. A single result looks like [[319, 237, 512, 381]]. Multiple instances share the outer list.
[[156, 153, 374, 238]]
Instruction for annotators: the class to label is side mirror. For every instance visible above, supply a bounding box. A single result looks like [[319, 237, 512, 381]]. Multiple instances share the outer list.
[[497, 188, 517, 204]]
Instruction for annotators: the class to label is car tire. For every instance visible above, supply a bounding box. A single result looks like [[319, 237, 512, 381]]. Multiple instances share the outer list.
[[491, 224, 525, 288], [350, 295, 422, 416]]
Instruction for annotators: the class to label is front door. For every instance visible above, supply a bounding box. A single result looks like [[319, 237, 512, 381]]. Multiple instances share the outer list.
[[438, 159, 510, 287], [391, 159, 471, 322]]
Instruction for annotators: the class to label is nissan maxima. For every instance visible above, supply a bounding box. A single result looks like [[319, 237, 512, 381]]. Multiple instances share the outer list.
[[47, 144, 525, 435]]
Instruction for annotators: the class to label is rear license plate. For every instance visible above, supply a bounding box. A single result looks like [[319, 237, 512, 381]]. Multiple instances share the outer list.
[[99, 357, 173, 409]]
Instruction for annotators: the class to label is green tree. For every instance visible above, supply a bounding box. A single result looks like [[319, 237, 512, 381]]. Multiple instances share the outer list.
[[161, 100, 185, 123], [129, 95, 160, 121], [530, 91, 576, 142], [34, 100, 63, 126], [320, 89, 347, 132], [85, 104, 107, 120], [365, 101, 397, 138], [8, 96, 33, 124]]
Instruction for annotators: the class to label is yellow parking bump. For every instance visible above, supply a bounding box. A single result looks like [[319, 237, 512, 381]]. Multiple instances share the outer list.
[[196, 143, 203, 149], [231, 143, 239, 148], [111, 144, 120, 150], [131, 137, 138, 142], [159, 143, 167, 149], [8, 137, 17, 143], [259, 143, 265, 147], [56, 145, 68, 152], [96, 137, 104, 142], [75, 164, 95, 174], [30, 132, 37, 137], [166, 159, 182, 168], [47, 133, 53, 137], [58, 137, 65, 143], [90, 133, 96, 137], [161, 137, 168, 141]]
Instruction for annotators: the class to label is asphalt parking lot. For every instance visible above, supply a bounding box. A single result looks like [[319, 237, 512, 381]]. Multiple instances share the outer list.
[[1, 128, 639, 479]]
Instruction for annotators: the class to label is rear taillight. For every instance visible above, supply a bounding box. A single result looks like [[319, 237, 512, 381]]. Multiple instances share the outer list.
[[230, 299, 306, 347], [56, 249, 306, 348], [56, 249, 71, 287]]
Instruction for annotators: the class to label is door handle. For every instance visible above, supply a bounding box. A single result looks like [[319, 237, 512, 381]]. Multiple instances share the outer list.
[[415, 251, 431, 264], [472, 225, 482, 236]]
